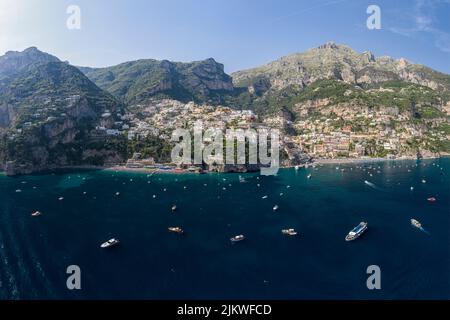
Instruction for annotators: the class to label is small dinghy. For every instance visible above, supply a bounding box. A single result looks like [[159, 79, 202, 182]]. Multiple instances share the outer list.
[[100, 238, 120, 249], [230, 235, 245, 243], [31, 211, 42, 217], [168, 227, 184, 234], [281, 229, 298, 236]]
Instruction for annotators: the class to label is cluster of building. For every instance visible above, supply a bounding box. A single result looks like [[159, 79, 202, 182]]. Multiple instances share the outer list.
[[124, 99, 258, 141], [118, 98, 450, 164], [283, 106, 449, 159]]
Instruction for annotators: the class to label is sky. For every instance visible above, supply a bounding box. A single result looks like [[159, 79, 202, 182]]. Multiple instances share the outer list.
[[0, 0, 449, 73]]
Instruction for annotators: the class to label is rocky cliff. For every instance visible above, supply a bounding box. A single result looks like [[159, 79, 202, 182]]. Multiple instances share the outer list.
[[80, 57, 234, 105], [232, 42, 450, 95], [0, 48, 128, 175]]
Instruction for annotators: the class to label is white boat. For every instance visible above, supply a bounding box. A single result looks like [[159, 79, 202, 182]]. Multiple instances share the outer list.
[[294, 165, 299, 170], [168, 227, 184, 234], [273, 205, 279, 211], [31, 211, 42, 217], [345, 222, 368, 241], [307, 174, 312, 179], [171, 205, 177, 212], [262, 195, 268, 199], [230, 235, 245, 242], [411, 219, 422, 228], [281, 229, 298, 236], [100, 238, 120, 248]]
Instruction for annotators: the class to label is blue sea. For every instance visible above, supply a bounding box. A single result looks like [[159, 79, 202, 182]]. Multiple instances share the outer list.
[[0, 158, 449, 300]]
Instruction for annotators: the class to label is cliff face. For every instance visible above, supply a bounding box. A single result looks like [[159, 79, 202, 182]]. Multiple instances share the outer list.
[[231, 42, 450, 94], [0, 48, 128, 175]]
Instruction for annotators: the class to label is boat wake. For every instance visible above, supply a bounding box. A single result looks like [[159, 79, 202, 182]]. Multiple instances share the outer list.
[[418, 227, 430, 235], [364, 180, 386, 192]]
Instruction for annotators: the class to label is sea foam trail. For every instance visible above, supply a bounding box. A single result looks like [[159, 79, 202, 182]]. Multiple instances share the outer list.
[[363, 180, 386, 192], [419, 227, 431, 235]]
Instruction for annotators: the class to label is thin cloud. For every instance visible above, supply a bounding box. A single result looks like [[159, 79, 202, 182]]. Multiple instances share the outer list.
[[388, 0, 450, 53]]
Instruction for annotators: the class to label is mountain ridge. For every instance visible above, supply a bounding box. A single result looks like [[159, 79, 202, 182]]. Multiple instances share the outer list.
[[0, 44, 449, 175], [0, 48, 128, 175]]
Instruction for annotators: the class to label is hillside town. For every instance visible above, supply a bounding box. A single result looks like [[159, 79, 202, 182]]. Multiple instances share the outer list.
[[99, 98, 450, 170]]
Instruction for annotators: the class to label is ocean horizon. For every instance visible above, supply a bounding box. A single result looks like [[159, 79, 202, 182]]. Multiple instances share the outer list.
[[0, 158, 448, 299]]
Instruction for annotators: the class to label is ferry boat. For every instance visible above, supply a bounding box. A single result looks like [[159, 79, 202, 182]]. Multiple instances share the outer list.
[[168, 227, 184, 234], [411, 219, 422, 228], [100, 238, 120, 248], [31, 211, 42, 217], [230, 235, 245, 242], [345, 222, 368, 241], [281, 229, 298, 236]]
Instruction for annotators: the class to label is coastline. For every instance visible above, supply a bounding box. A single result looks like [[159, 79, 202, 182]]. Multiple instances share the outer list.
[[2, 155, 448, 177], [104, 155, 448, 175], [311, 155, 449, 165]]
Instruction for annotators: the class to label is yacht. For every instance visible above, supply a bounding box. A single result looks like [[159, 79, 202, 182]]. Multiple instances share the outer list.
[[168, 227, 184, 234], [411, 219, 422, 228], [230, 235, 245, 242], [281, 229, 298, 236], [345, 222, 368, 241], [100, 238, 120, 248]]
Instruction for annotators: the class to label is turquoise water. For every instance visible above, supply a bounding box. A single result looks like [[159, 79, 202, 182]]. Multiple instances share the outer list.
[[0, 158, 449, 299]]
